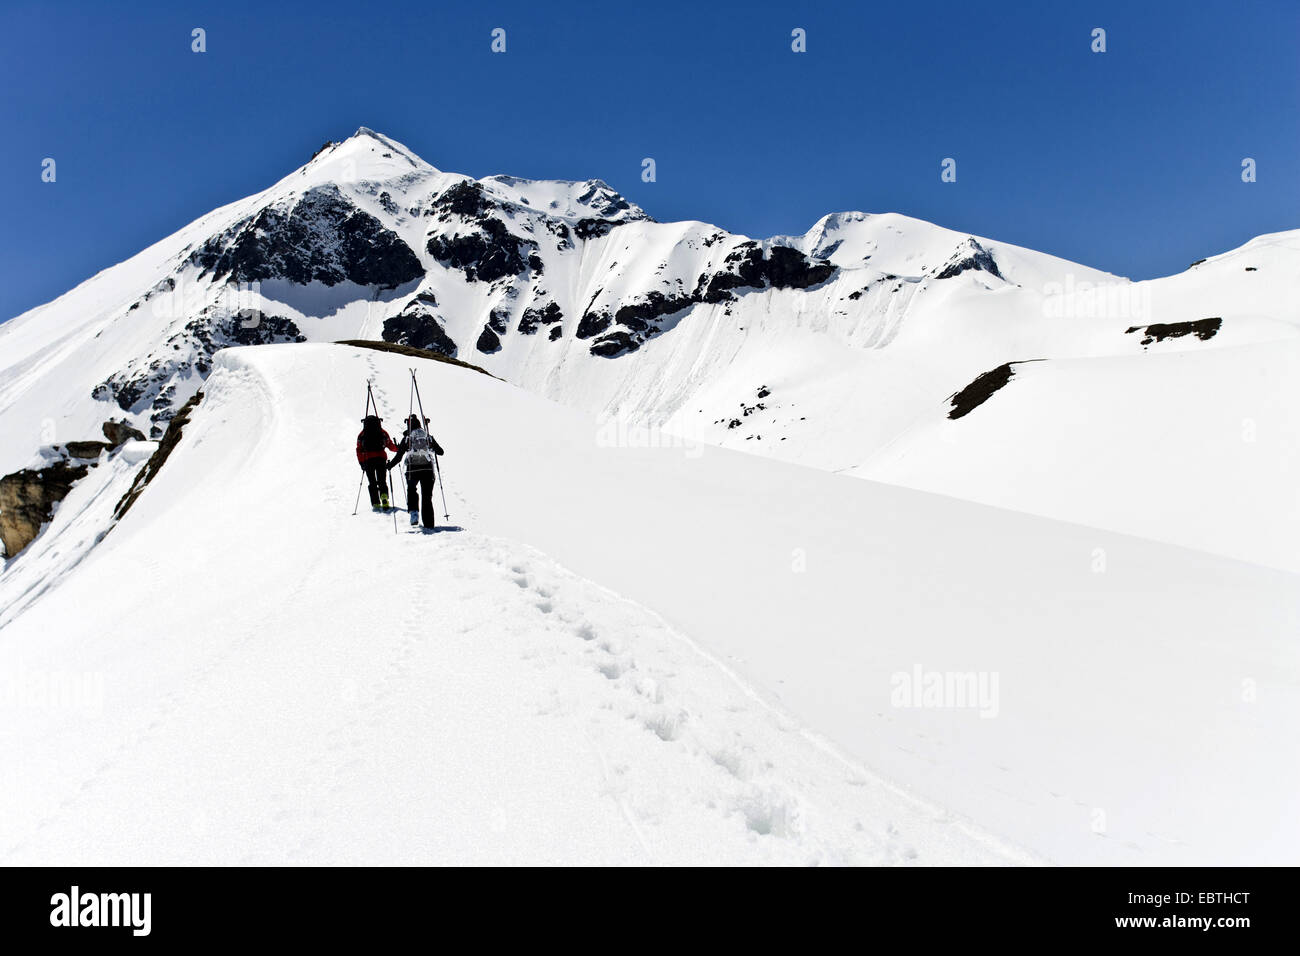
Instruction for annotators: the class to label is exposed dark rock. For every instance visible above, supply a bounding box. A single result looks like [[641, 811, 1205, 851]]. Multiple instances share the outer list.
[[695, 244, 834, 302], [576, 311, 613, 340], [765, 246, 835, 288], [948, 360, 1043, 419], [95, 312, 306, 431], [613, 292, 694, 331], [113, 391, 203, 524], [0, 460, 91, 558], [426, 216, 535, 283], [547, 325, 564, 341], [381, 308, 457, 358], [190, 184, 423, 288], [1124, 317, 1222, 347], [519, 302, 563, 335], [103, 420, 146, 447], [543, 220, 573, 252], [65, 441, 110, 460], [476, 325, 502, 353], [696, 243, 765, 303], [935, 239, 1004, 282], [335, 340, 497, 378], [432, 180, 494, 220], [590, 330, 640, 358], [575, 218, 617, 240]]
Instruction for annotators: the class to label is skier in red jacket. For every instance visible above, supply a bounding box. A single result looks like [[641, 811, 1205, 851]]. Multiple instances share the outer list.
[[356, 415, 398, 510]]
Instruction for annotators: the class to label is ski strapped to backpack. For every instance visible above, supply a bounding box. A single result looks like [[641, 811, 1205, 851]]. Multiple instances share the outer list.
[[407, 368, 452, 520], [354, 379, 382, 515]]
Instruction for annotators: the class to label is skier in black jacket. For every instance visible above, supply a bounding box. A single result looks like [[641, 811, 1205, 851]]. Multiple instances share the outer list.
[[389, 415, 445, 529]]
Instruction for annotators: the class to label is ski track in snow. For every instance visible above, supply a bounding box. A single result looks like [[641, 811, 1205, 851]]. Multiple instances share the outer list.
[[0, 349, 1032, 866], [6, 343, 1293, 866], [1, 521, 1031, 865]]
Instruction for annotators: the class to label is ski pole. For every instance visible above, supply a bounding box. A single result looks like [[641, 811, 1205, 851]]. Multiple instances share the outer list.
[[355, 378, 379, 515], [410, 368, 451, 521], [434, 453, 450, 520]]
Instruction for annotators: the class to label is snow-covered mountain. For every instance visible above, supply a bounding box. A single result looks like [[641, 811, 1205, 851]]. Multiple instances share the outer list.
[[5, 128, 1299, 571], [2, 128, 1298, 865]]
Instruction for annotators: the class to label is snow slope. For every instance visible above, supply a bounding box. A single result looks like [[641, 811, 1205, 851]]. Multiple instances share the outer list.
[[858, 340, 1300, 573], [2, 344, 1296, 865]]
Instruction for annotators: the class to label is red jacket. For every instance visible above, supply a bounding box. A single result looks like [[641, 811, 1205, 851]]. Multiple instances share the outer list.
[[356, 429, 397, 465]]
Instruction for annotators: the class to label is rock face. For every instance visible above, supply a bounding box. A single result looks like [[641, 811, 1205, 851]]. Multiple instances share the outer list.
[[114, 391, 204, 523], [103, 419, 147, 446], [0, 460, 90, 558], [576, 244, 836, 358], [1125, 317, 1222, 347], [191, 184, 423, 288], [948, 360, 1044, 420], [93, 312, 306, 436], [934, 238, 1004, 282], [517, 302, 563, 335], [382, 297, 458, 358], [64, 441, 110, 460]]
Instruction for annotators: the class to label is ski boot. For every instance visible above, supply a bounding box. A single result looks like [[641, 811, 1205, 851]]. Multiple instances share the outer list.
[[410, 510, 419, 527], [380, 492, 390, 510]]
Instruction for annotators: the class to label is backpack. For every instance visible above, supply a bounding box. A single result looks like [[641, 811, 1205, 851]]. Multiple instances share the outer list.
[[360, 416, 386, 453], [406, 428, 435, 467]]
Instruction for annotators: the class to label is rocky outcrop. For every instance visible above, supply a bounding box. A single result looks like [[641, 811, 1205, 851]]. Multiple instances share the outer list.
[[766, 246, 835, 288], [696, 243, 834, 303], [335, 340, 498, 379], [0, 416, 158, 558], [64, 441, 110, 460], [579, 244, 835, 358], [427, 217, 536, 284], [190, 184, 423, 288], [0, 460, 90, 559], [948, 360, 1044, 420], [94, 312, 305, 435], [475, 311, 509, 353], [1125, 317, 1221, 347], [381, 302, 458, 358], [518, 302, 563, 335], [113, 391, 203, 523], [103, 419, 147, 446], [934, 239, 1004, 282]]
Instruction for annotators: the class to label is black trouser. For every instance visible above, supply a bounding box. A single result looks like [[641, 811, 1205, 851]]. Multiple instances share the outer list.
[[406, 465, 436, 528], [362, 460, 389, 507]]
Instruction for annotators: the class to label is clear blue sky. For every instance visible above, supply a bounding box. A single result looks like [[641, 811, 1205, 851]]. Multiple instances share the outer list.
[[2, 0, 1296, 321]]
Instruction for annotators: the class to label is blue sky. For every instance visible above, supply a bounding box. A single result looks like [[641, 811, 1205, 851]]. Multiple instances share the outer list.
[[1, 0, 1296, 321]]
